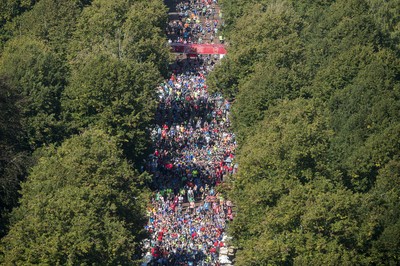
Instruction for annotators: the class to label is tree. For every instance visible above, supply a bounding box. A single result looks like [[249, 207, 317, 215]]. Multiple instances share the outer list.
[[229, 99, 333, 265], [0, 77, 30, 237], [220, 0, 400, 264], [62, 52, 160, 163], [208, 0, 306, 124], [366, 0, 400, 49], [69, 0, 169, 75], [68, 0, 132, 60], [368, 160, 400, 264], [1, 129, 149, 265], [0, 36, 67, 149], [121, 0, 170, 75], [324, 47, 400, 192], [63, 0, 169, 163], [0, 0, 37, 49], [5, 0, 89, 54]]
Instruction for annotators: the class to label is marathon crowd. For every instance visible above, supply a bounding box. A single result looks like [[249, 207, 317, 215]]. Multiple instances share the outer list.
[[166, 0, 223, 44], [143, 55, 236, 265]]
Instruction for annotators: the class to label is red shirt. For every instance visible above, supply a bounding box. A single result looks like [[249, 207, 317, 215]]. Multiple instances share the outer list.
[[157, 231, 164, 241], [151, 247, 160, 258]]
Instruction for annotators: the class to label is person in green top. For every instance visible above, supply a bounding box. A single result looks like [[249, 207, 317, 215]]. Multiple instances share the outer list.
[[166, 188, 173, 199], [160, 189, 165, 197], [187, 187, 194, 202], [180, 188, 186, 196], [155, 191, 161, 201], [192, 169, 198, 177]]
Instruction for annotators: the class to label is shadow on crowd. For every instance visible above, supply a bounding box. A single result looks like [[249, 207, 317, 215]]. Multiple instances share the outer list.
[[142, 55, 236, 266]]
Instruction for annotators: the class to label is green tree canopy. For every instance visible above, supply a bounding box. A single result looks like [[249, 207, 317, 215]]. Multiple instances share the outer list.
[[219, 0, 400, 264], [121, 0, 170, 75], [4, 0, 89, 55], [0, 36, 67, 148], [0, 77, 30, 237], [69, 0, 169, 74], [1, 129, 149, 265], [62, 52, 160, 163], [0, 0, 37, 49]]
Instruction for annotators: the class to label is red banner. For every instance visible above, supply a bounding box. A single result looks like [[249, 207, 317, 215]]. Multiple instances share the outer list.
[[170, 43, 226, 55]]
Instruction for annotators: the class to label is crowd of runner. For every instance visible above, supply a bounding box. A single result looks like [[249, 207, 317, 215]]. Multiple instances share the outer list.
[[166, 0, 223, 44], [143, 55, 236, 265]]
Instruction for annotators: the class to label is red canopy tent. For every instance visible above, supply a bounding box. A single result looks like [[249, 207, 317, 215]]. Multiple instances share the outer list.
[[170, 43, 227, 55]]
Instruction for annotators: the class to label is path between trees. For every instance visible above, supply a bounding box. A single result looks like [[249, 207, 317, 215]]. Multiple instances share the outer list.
[[142, 1, 235, 265]]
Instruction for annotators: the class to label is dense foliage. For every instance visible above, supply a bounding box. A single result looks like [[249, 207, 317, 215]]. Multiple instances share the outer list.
[[0, 77, 30, 237], [0, 0, 169, 261], [210, 0, 400, 264], [0, 36, 67, 148], [1, 129, 149, 264]]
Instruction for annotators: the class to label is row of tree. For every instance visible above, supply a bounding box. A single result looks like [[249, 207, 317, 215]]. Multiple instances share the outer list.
[[210, 0, 400, 264], [0, 0, 170, 263]]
